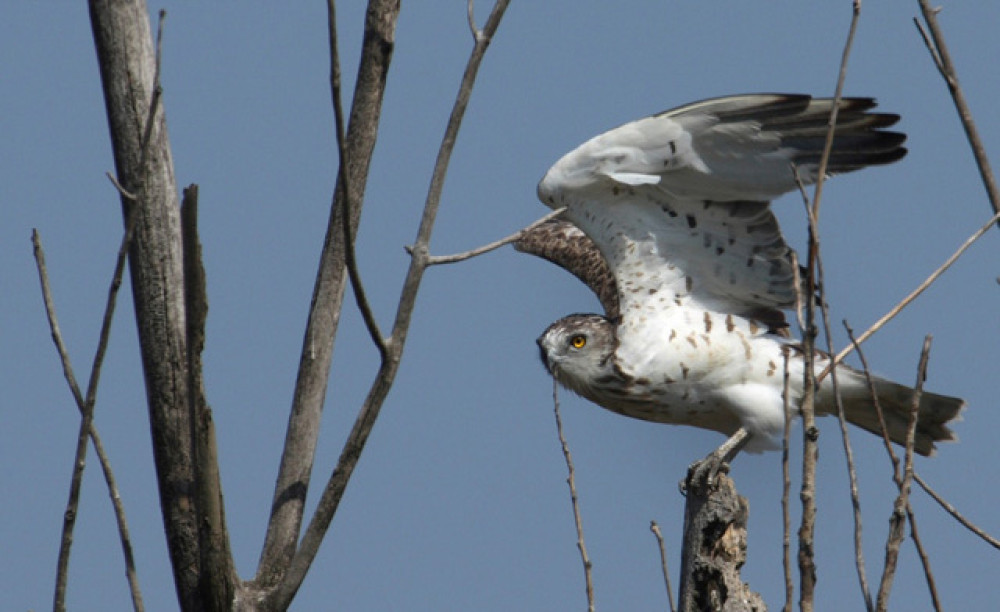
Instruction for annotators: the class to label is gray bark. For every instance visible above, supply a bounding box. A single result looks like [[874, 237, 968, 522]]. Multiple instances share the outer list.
[[255, 0, 401, 588], [678, 472, 766, 612], [89, 2, 230, 609]]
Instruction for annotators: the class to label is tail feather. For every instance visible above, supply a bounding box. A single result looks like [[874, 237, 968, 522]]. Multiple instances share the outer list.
[[832, 369, 964, 457]]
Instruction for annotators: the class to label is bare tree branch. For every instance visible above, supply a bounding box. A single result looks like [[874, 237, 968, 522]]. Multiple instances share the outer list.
[[182, 186, 236, 608], [262, 3, 511, 607], [824, 208, 1000, 379], [904, 501, 943, 612], [678, 464, 765, 612], [422, 207, 567, 265], [876, 336, 932, 611], [257, 0, 402, 585], [553, 381, 594, 612], [809, 0, 861, 220], [89, 1, 200, 606], [781, 347, 794, 612], [34, 228, 144, 612], [915, 1, 1000, 223], [914, 473, 1000, 550], [794, 179, 874, 612], [649, 521, 676, 612], [329, 0, 388, 356], [796, 184, 820, 612], [796, 7, 862, 609]]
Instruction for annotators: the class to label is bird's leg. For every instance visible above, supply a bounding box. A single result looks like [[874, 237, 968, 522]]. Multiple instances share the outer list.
[[680, 428, 751, 495]]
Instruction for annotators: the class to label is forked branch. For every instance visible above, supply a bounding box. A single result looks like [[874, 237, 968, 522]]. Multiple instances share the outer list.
[[875, 337, 932, 611], [262, 2, 511, 607], [257, 0, 402, 586], [34, 229, 144, 612]]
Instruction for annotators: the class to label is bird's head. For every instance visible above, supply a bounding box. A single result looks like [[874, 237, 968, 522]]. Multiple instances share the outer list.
[[536, 314, 618, 399]]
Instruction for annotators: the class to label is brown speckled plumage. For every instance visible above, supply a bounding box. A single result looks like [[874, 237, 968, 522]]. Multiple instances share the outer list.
[[515, 218, 620, 320]]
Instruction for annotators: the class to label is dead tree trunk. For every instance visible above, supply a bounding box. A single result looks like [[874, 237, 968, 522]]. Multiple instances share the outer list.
[[678, 472, 766, 612], [89, 1, 226, 609]]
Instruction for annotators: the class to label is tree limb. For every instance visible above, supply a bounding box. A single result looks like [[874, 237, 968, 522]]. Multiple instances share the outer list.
[[875, 336, 931, 611], [915, 1, 1000, 223], [330, 0, 388, 356], [89, 1, 199, 607], [34, 228, 145, 612], [422, 207, 567, 265], [261, 2, 511, 607], [913, 473, 1000, 550], [182, 186, 237, 609], [553, 381, 594, 611], [823, 208, 1000, 379], [678, 469, 765, 612], [798, 7, 860, 608], [650, 521, 677, 612], [256, 0, 402, 585]]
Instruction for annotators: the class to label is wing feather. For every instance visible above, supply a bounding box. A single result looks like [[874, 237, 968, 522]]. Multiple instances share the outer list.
[[515, 219, 620, 320], [536, 93, 905, 318]]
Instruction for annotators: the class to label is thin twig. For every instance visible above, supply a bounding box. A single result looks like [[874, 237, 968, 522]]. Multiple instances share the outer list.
[[780, 346, 794, 612], [553, 380, 595, 612], [915, 1, 1000, 222], [810, 0, 861, 219], [36, 231, 85, 612], [466, 0, 478, 41], [797, 177, 874, 612], [106, 171, 137, 201], [37, 219, 145, 612], [914, 472, 1000, 550], [422, 207, 566, 265], [329, 0, 387, 355], [795, 7, 863, 606], [876, 336, 931, 611], [136, 10, 165, 180], [845, 323, 944, 610], [824, 208, 1000, 379], [46, 10, 167, 607], [33, 233, 85, 409], [904, 501, 943, 611], [844, 321, 898, 471], [649, 521, 676, 612]]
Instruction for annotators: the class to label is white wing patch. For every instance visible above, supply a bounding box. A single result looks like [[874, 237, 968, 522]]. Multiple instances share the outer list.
[[537, 94, 905, 321]]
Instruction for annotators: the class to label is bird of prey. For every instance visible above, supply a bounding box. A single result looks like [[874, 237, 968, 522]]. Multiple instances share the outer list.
[[521, 94, 963, 456]]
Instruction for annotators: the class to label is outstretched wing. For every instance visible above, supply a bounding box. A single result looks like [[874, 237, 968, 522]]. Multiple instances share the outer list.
[[535, 94, 905, 319], [514, 218, 620, 320]]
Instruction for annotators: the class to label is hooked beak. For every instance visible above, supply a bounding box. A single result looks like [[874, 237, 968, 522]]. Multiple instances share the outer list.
[[536, 335, 553, 374]]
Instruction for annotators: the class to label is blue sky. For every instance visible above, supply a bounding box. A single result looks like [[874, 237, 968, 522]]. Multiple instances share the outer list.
[[4, 2, 999, 610]]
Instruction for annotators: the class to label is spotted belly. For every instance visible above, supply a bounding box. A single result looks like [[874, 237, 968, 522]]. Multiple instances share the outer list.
[[599, 308, 791, 431]]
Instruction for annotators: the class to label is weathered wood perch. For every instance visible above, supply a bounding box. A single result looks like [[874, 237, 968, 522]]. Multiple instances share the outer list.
[[678, 467, 766, 612]]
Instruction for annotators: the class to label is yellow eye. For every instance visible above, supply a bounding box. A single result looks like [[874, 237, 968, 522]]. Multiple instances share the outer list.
[[570, 335, 587, 349]]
